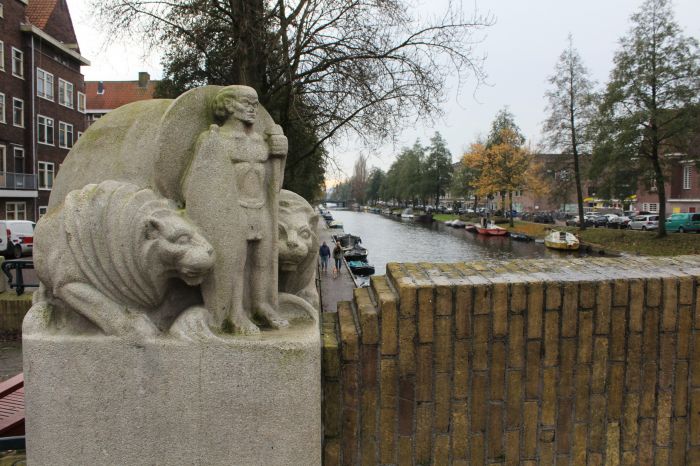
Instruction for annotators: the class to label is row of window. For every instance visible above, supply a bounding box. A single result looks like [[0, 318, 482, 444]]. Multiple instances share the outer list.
[[0, 94, 82, 146], [37, 68, 85, 111], [0, 42, 25, 79], [37, 115, 77, 148], [0, 144, 58, 190]]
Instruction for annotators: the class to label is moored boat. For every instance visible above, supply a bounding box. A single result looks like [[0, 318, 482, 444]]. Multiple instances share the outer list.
[[348, 260, 375, 276], [544, 230, 580, 250], [333, 233, 362, 249], [414, 213, 433, 223], [401, 208, 414, 219], [344, 245, 368, 262], [464, 224, 477, 232], [328, 220, 344, 229], [451, 220, 466, 228], [476, 223, 508, 236], [509, 232, 533, 241]]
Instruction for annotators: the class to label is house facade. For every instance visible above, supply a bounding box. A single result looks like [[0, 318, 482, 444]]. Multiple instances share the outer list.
[[85, 72, 157, 126], [0, 0, 89, 221], [636, 160, 700, 215]]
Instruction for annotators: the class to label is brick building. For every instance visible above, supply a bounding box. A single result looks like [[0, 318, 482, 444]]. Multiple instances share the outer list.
[[85, 72, 157, 126], [636, 157, 700, 215], [0, 0, 89, 221]]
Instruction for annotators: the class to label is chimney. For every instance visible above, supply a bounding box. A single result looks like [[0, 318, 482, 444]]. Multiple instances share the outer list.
[[138, 72, 150, 88]]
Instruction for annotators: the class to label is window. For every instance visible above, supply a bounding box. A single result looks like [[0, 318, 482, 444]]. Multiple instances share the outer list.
[[38, 162, 54, 190], [0, 4, 4, 18], [37, 115, 54, 145], [77, 92, 86, 113], [11, 48, 22, 78], [36, 68, 54, 100], [13, 147, 23, 173], [643, 203, 659, 213], [6, 202, 26, 220], [12, 98, 23, 127], [0, 145, 6, 172], [0, 93, 5, 123], [683, 165, 692, 190], [58, 79, 74, 108], [77, 131, 83, 141], [59, 121, 73, 148], [38, 206, 48, 217], [0, 41, 4, 71]]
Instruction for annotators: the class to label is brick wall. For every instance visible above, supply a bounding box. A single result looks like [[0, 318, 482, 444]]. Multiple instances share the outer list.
[[322, 256, 700, 465]]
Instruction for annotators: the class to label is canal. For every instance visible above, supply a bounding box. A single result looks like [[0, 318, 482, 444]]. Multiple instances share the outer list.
[[329, 210, 578, 276]]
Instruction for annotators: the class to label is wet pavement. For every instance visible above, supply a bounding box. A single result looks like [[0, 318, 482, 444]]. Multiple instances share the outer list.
[[318, 223, 356, 314]]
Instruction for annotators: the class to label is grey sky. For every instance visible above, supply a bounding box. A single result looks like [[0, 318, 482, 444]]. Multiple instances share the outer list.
[[67, 0, 700, 182]]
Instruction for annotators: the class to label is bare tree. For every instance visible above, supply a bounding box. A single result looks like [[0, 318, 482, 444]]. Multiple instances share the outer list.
[[92, 0, 493, 168], [543, 35, 597, 230], [350, 154, 369, 204]]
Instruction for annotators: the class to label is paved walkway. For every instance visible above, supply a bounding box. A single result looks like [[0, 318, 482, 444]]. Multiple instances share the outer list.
[[318, 224, 356, 314]]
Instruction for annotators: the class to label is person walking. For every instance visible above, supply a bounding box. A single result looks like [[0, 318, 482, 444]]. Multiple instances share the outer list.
[[319, 241, 331, 274], [332, 242, 343, 278]]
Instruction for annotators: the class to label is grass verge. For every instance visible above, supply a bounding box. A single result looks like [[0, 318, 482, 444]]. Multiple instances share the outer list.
[[507, 221, 700, 256]]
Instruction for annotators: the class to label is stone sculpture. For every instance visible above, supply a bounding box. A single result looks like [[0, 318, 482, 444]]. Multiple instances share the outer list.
[[24, 86, 322, 465], [30, 181, 215, 338], [278, 190, 320, 308], [183, 86, 288, 335], [31, 84, 317, 337]]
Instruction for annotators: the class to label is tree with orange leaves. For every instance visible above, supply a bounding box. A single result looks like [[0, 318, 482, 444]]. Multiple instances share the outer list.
[[463, 121, 547, 226]]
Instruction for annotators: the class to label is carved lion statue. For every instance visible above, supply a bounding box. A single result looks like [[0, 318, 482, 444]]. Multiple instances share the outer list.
[[278, 190, 320, 308], [30, 180, 215, 339]]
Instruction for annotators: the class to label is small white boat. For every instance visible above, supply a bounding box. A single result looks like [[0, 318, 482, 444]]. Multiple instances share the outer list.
[[328, 220, 344, 229], [401, 208, 414, 219], [544, 230, 580, 250]]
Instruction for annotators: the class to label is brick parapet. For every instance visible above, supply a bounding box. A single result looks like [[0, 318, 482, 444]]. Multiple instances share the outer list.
[[322, 255, 700, 464]]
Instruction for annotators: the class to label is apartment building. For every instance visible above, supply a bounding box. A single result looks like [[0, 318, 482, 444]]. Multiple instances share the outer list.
[[0, 0, 89, 221]]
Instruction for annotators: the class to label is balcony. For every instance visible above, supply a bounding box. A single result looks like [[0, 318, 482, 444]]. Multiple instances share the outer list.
[[0, 172, 37, 190]]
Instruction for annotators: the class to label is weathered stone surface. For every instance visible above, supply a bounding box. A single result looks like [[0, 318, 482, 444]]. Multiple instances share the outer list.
[[24, 323, 321, 466]]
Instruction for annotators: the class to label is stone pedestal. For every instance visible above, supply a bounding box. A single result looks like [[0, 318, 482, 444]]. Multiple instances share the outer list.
[[23, 323, 321, 466]]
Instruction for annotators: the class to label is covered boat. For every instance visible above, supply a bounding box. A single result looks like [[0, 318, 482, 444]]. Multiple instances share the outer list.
[[544, 230, 580, 250], [476, 223, 507, 236], [328, 220, 344, 229], [344, 245, 368, 262], [348, 260, 375, 276], [451, 220, 466, 228], [414, 212, 433, 223], [401, 208, 414, 219], [509, 232, 533, 241], [333, 233, 362, 249], [464, 224, 477, 232]]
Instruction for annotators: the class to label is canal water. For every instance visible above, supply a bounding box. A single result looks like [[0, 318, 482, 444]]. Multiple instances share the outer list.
[[329, 210, 576, 277]]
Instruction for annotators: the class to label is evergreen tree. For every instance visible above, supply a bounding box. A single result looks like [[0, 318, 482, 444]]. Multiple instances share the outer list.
[[595, 0, 700, 237]]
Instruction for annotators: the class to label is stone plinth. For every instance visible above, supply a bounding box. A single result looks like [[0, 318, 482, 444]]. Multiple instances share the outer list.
[[23, 322, 321, 466]]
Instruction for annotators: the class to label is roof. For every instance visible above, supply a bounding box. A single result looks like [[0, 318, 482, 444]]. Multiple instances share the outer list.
[[26, 0, 79, 48], [85, 81, 159, 111]]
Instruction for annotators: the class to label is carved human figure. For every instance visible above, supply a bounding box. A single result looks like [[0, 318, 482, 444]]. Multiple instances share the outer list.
[[183, 85, 288, 334]]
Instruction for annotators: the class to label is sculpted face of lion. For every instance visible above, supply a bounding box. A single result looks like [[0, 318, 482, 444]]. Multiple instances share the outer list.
[[144, 213, 215, 286], [277, 190, 320, 309], [278, 193, 319, 272]]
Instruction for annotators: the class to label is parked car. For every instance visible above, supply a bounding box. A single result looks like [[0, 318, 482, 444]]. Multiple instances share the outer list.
[[565, 216, 594, 227], [590, 215, 609, 228], [608, 215, 632, 229], [0, 220, 36, 258], [628, 215, 660, 231], [665, 213, 700, 233]]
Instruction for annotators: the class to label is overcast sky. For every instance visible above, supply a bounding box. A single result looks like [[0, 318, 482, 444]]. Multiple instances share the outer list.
[[67, 0, 700, 182]]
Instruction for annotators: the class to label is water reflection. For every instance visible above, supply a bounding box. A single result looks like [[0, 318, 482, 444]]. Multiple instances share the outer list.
[[330, 210, 582, 276]]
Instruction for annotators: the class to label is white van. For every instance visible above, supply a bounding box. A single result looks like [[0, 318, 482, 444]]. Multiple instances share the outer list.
[[0, 220, 36, 258]]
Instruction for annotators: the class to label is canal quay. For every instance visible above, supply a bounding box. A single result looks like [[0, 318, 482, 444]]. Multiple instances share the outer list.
[[326, 209, 582, 277]]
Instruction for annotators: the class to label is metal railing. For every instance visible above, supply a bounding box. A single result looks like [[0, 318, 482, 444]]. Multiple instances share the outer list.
[[0, 172, 37, 190]]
